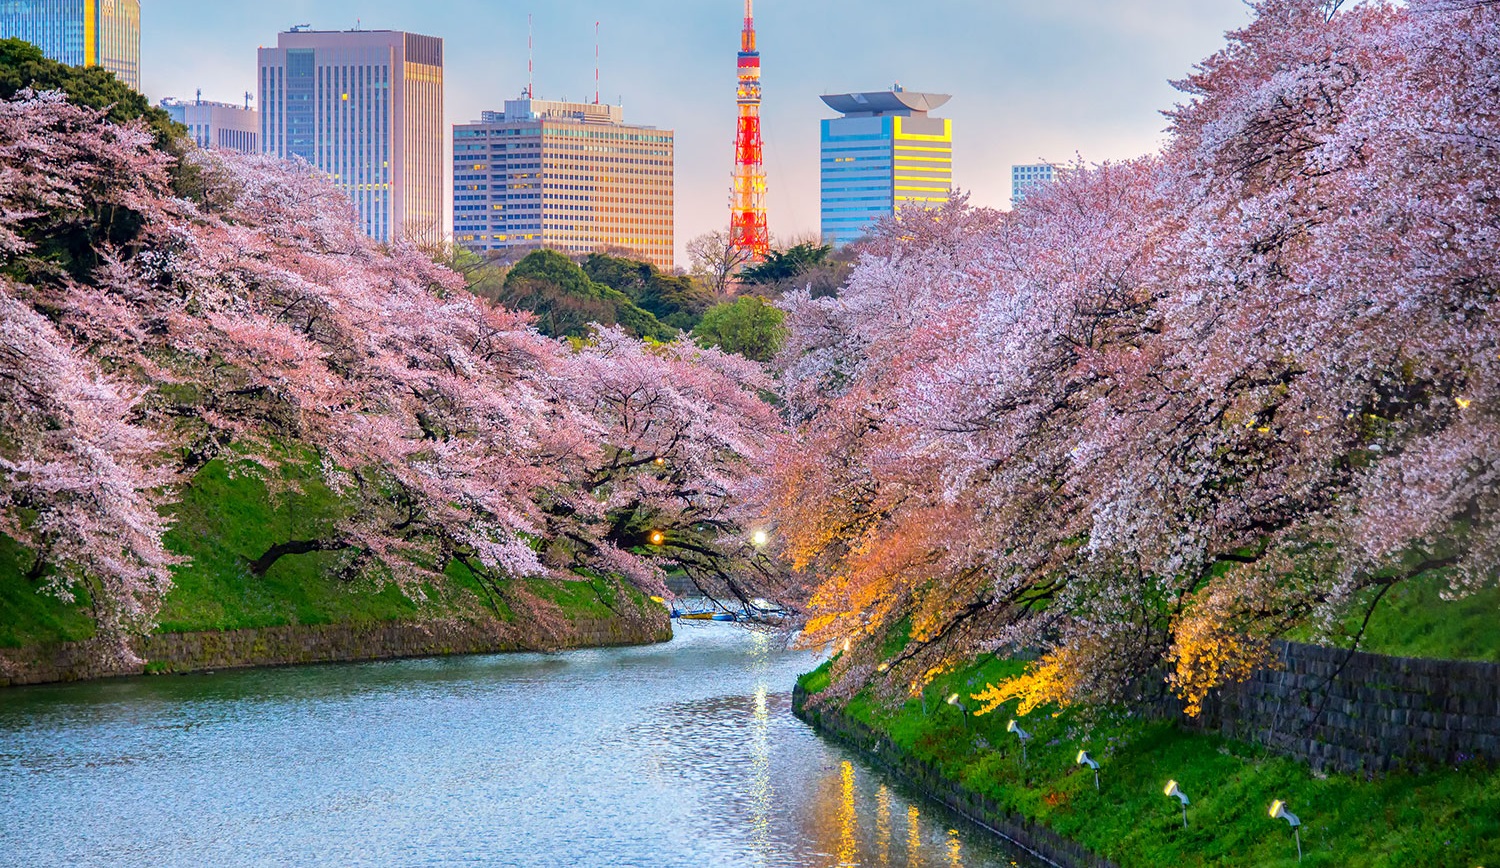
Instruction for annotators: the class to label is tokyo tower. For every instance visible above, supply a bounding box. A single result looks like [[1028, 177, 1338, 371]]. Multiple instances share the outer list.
[[729, 0, 770, 258]]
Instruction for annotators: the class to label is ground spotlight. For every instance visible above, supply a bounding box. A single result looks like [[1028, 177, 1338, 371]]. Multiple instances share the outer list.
[[1164, 780, 1189, 828], [1270, 800, 1303, 862], [1076, 750, 1100, 790], [1007, 719, 1032, 763]]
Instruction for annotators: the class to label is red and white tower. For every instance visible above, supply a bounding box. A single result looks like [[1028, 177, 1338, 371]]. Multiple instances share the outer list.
[[729, 0, 770, 258]]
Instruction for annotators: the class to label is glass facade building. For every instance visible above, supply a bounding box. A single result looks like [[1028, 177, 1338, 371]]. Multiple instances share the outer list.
[[820, 89, 952, 247], [1012, 163, 1056, 206], [258, 29, 444, 246], [453, 98, 675, 270], [0, 0, 141, 91], [161, 97, 259, 154]]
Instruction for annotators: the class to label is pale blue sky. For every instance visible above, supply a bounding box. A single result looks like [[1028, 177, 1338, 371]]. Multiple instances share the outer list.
[[141, 1, 1252, 264]]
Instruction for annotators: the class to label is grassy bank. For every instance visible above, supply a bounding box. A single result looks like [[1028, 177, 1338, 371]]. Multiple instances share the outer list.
[[799, 657, 1500, 867], [2, 454, 656, 652]]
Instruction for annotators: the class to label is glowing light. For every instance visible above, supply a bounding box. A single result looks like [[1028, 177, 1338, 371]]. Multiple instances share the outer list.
[[1457, 397, 1473, 409], [649, 530, 666, 546], [751, 529, 769, 547]]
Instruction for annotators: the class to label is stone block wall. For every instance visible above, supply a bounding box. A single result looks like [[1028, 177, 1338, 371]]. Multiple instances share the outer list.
[[0, 611, 672, 688], [1184, 641, 1500, 774]]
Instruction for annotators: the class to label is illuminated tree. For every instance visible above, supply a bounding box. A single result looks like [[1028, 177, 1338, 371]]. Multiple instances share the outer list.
[[771, 0, 1500, 713]]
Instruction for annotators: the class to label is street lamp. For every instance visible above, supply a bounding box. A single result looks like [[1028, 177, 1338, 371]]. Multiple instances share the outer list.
[[1270, 800, 1303, 862], [1076, 750, 1100, 791], [649, 530, 666, 546], [1164, 780, 1189, 829], [1007, 719, 1032, 764]]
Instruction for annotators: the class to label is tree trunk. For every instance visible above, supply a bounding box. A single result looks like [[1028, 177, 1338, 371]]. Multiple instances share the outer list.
[[249, 539, 347, 577]]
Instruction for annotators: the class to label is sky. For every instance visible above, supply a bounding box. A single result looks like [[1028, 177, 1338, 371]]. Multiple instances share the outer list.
[[140, 0, 1255, 266]]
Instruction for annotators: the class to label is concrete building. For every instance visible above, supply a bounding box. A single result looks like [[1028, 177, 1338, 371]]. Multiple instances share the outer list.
[[161, 96, 259, 154], [0, 0, 141, 91], [452, 97, 675, 270], [258, 28, 444, 245], [1012, 163, 1056, 207], [820, 87, 952, 247]]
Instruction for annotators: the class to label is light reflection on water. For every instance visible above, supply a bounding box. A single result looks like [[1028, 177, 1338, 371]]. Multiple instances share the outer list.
[[0, 625, 1046, 868]]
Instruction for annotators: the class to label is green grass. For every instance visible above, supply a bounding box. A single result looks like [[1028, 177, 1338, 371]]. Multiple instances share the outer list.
[[2, 451, 658, 648], [803, 658, 1500, 867], [1345, 571, 1500, 662], [0, 535, 96, 648], [154, 457, 482, 633]]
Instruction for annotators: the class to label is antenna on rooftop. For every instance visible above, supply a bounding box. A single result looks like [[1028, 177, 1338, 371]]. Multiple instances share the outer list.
[[244, 91, 254, 110], [594, 21, 601, 105], [195, 88, 202, 105], [525, 13, 535, 99]]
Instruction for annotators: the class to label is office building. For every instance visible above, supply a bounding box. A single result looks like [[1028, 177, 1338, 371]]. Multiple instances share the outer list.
[[258, 28, 444, 245], [1012, 163, 1056, 206], [0, 0, 141, 91], [820, 87, 952, 247], [452, 97, 675, 270], [161, 96, 259, 154]]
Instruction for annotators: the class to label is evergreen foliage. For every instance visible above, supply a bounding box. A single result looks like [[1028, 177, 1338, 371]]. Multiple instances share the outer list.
[[582, 253, 716, 331], [499, 249, 678, 342]]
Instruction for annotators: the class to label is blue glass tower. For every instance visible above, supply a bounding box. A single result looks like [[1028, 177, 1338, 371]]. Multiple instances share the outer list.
[[820, 89, 952, 247]]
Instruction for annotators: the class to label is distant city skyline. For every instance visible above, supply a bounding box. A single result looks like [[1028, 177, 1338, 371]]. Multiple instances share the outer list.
[[138, 0, 1253, 265]]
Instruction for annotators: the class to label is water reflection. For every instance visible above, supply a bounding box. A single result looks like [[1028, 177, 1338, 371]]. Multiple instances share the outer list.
[[0, 625, 1045, 868]]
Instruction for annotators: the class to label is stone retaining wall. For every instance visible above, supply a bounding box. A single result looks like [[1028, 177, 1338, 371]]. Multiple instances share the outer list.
[[794, 684, 1118, 868], [0, 612, 671, 688], [1181, 641, 1500, 774]]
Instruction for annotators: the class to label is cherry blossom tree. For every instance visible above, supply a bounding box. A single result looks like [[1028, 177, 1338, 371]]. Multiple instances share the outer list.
[[2, 90, 785, 651], [0, 285, 178, 658], [772, 0, 1500, 715]]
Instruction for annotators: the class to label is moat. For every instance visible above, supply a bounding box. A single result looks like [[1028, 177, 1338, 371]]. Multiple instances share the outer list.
[[0, 625, 1045, 867]]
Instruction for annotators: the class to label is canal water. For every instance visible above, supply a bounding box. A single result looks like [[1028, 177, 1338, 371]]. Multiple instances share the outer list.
[[0, 624, 1046, 867]]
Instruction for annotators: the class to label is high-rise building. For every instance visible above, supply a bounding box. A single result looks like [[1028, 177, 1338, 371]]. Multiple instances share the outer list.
[[258, 29, 444, 245], [0, 0, 141, 91], [820, 88, 952, 247], [1012, 163, 1056, 206], [452, 97, 675, 270], [161, 96, 259, 154]]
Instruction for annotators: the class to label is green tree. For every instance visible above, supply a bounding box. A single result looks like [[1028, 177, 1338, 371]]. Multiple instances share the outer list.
[[582, 253, 716, 331], [692, 296, 787, 363], [740, 242, 831, 287], [499, 250, 677, 342], [0, 38, 180, 146]]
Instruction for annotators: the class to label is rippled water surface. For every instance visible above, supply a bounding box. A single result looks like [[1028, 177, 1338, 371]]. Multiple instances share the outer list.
[[0, 625, 1045, 867]]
